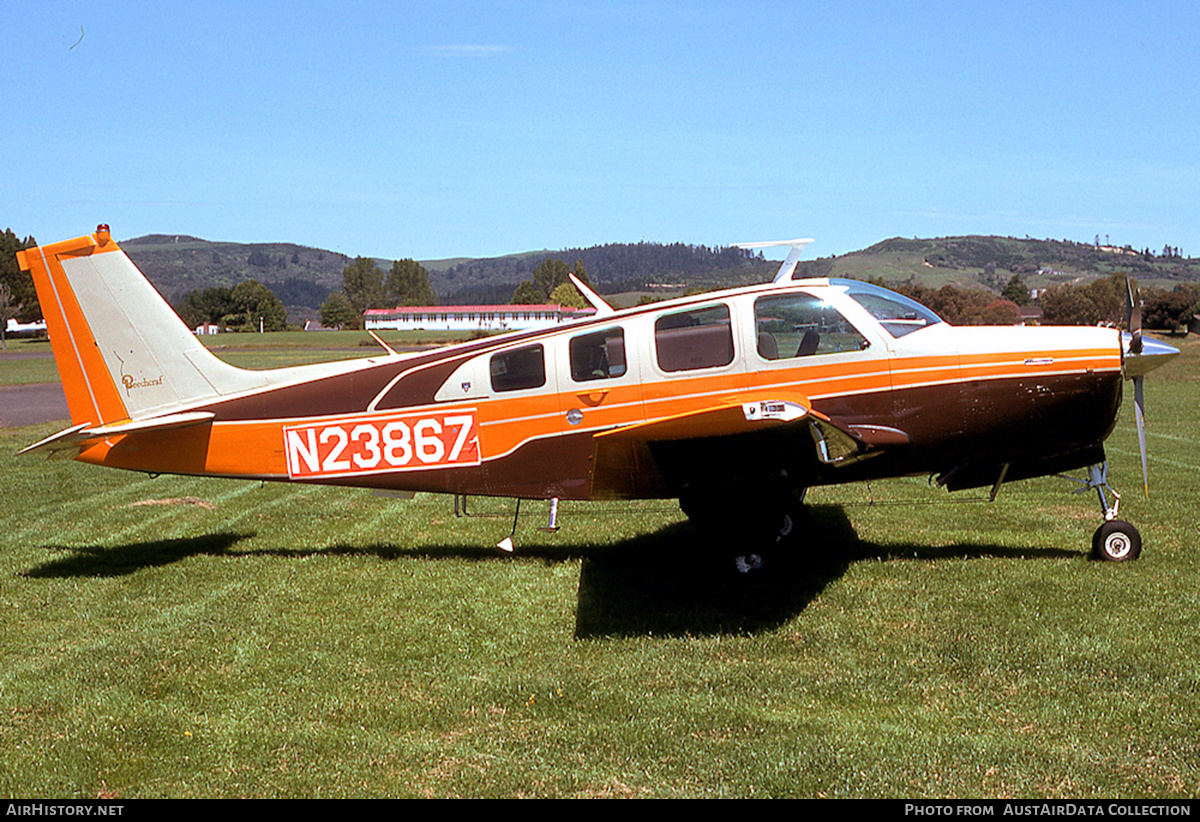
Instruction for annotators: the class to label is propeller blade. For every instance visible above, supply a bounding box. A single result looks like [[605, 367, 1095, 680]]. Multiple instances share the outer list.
[[1125, 277, 1143, 354], [1134, 374, 1149, 498]]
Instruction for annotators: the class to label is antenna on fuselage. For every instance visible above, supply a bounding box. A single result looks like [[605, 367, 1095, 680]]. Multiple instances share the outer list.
[[733, 238, 815, 283], [367, 330, 398, 356], [569, 272, 614, 316]]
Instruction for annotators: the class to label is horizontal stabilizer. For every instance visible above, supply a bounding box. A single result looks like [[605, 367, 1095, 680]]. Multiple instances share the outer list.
[[19, 412, 215, 459]]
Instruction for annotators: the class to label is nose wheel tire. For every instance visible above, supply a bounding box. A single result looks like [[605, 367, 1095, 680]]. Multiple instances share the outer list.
[[1092, 520, 1141, 562]]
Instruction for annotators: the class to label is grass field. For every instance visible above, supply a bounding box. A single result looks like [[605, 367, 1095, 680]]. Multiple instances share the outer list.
[[0, 336, 1197, 798]]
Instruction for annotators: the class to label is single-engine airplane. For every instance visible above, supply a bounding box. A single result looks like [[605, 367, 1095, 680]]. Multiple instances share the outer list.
[[5, 317, 48, 337], [16, 227, 1179, 563]]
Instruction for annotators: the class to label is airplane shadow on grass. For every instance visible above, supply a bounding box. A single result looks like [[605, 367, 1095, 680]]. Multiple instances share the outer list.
[[25, 532, 256, 578], [24, 505, 1080, 638], [570, 506, 1079, 638]]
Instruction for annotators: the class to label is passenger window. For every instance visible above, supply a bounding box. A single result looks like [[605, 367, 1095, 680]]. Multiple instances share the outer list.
[[754, 294, 868, 359], [490, 344, 546, 392], [570, 328, 627, 382], [655, 305, 734, 372]]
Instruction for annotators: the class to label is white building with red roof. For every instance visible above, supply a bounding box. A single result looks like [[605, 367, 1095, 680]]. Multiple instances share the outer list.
[[364, 304, 595, 332]]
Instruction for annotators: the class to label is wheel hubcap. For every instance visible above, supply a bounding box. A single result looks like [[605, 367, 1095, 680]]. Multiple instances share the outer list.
[[1105, 533, 1131, 559]]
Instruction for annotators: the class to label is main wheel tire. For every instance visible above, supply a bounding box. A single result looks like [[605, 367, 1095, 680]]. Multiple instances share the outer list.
[[680, 487, 807, 545], [734, 553, 765, 574], [1092, 520, 1142, 562], [773, 487, 808, 545]]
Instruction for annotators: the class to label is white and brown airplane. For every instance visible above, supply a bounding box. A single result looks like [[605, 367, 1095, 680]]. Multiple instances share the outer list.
[[16, 227, 1179, 562]]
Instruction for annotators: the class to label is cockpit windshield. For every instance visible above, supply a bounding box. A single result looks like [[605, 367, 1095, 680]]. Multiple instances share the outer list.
[[834, 279, 943, 338]]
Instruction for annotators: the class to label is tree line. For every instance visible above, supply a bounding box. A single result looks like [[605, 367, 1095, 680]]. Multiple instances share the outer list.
[[510, 258, 589, 308], [1038, 274, 1199, 332], [888, 272, 1200, 332], [174, 281, 289, 332]]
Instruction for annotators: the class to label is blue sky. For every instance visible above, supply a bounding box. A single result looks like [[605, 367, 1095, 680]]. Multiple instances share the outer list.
[[6, 1, 1198, 263]]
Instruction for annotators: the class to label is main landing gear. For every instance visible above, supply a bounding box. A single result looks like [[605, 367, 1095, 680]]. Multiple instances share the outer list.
[[680, 487, 808, 573], [1061, 462, 1142, 562]]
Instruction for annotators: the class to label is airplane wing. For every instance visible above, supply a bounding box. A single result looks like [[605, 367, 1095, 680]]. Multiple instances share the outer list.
[[589, 395, 908, 498]]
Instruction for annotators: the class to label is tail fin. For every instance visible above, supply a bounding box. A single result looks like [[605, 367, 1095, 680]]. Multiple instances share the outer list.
[[17, 225, 266, 427]]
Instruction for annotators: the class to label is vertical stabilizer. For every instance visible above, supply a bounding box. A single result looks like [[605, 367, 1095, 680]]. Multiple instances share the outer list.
[[17, 226, 266, 426]]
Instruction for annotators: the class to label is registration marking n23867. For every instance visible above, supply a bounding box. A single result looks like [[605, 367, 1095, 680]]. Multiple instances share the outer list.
[[283, 410, 479, 479]]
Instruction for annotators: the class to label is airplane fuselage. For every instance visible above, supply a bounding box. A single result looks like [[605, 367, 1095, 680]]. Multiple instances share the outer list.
[[64, 273, 1124, 502]]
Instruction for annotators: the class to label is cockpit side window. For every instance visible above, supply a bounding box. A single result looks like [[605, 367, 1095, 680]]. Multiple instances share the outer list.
[[839, 281, 942, 338], [655, 305, 734, 372], [570, 327, 627, 382], [754, 293, 868, 359]]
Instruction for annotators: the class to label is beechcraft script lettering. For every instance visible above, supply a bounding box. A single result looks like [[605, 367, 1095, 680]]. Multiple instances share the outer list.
[[284, 410, 479, 479]]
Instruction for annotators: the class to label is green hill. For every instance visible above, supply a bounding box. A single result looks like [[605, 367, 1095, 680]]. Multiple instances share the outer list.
[[118, 233, 1200, 316], [801, 236, 1200, 293], [123, 234, 351, 305]]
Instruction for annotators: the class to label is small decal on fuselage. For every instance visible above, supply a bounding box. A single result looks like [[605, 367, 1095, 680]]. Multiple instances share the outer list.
[[283, 409, 480, 479]]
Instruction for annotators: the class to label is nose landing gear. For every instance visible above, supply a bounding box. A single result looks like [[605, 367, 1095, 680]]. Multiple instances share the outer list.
[[1061, 462, 1143, 562]]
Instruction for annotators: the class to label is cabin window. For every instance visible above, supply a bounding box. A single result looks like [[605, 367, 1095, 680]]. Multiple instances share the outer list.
[[570, 327, 627, 382], [490, 344, 546, 392], [655, 305, 734, 372], [754, 294, 868, 359]]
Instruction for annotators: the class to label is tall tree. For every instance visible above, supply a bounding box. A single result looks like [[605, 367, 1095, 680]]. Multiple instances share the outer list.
[[1040, 284, 1101, 325], [0, 229, 39, 321], [386, 259, 437, 306], [511, 257, 592, 304], [228, 280, 288, 331], [548, 282, 586, 308], [572, 258, 591, 287], [511, 280, 544, 304], [341, 257, 385, 316], [0, 282, 13, 350], [533, 258, 571, 300], [175, 286, 236, 329], [1142, 285, 1200, 332], [1001, 275, 1031, 306], [319, 291, 358, 329]]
